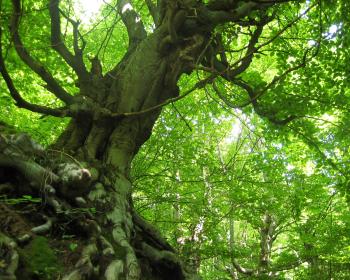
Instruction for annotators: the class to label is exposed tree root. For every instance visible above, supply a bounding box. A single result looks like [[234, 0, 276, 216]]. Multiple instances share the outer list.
[[0, 232, 19, 280], [30, 215, 55, 235], [0, 130, 197, 279], [63, 242, 99, 280]]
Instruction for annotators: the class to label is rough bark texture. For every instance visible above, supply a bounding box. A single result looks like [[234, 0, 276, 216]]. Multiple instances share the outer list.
[[0, 0, 303, 279], [50, 19, 207, 279], [1, 5, 207, 278]]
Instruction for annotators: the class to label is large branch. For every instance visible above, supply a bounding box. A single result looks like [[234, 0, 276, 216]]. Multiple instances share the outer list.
[[232, 259, 254, 276], [145, 0, 158, 24], [10, 0, 74, 105], [0, 28, 68, 117], [200, 19, 267, 84], [207, 0, 297, 11], [116, 0, 147, 49], [229, 19, 268, 77], [48, 0, 89, 80], [204, 2, 320, 126], [230, 45, 318, 123], [0, 45, 100, 118], [206, 1, 316, 78], [233, 79, 297, 125], [203, 1, 271, 25], [200, 10, 273, 81]]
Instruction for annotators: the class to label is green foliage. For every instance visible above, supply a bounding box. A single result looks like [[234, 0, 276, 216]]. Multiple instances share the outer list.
[[20, 236, 63, 280], [1, 0, 350, 279], [0, 195, 41, 205], [68, 242, 78, 252], [132, 55, 350, 278]]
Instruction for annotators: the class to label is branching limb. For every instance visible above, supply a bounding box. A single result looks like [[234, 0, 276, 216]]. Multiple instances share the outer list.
[[206, 1, 317, 78], [234, 44, 318, 107], [201, 14, 270, 80], [145, 0, 158, 24], [10, 0, 74, 105], [234, 79, 297, 125], [203, 1, 269, 25], [58, 8, 87, 56], [116, 0, 147, 50], [63, 243, 98, 280], [0, 25, 68, 116], [212, 81, 241, 109], [0, 31, 68, 116], [2, 20, 105, 118], [49, 0, 89, 80], [209, 6, 320, 126], [229, 19, 267, 77]]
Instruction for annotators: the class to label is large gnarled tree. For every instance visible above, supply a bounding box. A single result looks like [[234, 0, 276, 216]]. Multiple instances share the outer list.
[[0, 0, 346, 279]]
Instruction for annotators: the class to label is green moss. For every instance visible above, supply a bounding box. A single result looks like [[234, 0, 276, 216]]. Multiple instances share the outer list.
[[20, 236, 63, 280]]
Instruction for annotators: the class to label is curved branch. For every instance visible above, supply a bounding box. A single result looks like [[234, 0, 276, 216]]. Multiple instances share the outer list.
[[205, 1, 317, 79], [145, 0, 158, 24], [206, 3, 319, 126], [236, 45, 318, 108], [116, 0, 147, 49], [232, 259, 254, 275], [58, 8, 87, 56], [230, 19, 267, 77], [10, 0, 74, 105], [49, 0, 89, 80], [201, 13, 271, 81], [234, 79, 297, 125], [203, 1, 271, 25], [0, 29, 68, 117]]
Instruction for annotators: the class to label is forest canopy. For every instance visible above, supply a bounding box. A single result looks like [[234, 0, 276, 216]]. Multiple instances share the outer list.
[[0, 0, 350, 279]]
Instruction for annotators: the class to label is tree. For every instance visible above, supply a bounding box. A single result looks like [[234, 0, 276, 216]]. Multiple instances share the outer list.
[[133, 111, 350, 279], [0, 0, 349, 279]]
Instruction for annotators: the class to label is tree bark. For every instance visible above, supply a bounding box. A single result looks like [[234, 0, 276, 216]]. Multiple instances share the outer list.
[[0, 0, 307, 278], [52, 30, 202, 279], [1, 26, 202, 280]]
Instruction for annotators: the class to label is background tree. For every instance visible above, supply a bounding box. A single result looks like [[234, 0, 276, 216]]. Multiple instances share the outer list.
[[0, 0, 349, 279], [133, 106, 350, 279]]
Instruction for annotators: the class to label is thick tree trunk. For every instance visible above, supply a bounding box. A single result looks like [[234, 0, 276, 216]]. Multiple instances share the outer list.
[[0, 0, 317, 278], [52, 31, 202, 279], [0, 24, 205, 279]]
